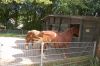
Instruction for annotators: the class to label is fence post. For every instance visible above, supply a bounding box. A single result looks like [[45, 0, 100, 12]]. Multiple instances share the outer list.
[[40, 42, 44, 66], [93, 41, 97, 57]]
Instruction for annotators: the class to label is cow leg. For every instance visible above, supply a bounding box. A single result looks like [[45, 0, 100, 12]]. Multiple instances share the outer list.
[[25, 42, 29, 49], [32, 41, 34, 49], [25, 34, 28, 49], [25, 38, 30, 49]]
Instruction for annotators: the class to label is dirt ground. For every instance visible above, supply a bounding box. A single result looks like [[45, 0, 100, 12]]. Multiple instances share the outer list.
[[0, 37, 65, 66], [0, 37, 97, 66]]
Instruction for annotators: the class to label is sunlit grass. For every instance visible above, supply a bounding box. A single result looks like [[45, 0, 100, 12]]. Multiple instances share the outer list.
[[0, 33, 17, 37], [0, 33, 25, 38], [34, 56, 100, 66]]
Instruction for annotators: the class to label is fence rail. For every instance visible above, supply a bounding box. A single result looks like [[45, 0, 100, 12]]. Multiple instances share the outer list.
[[0, 41, 96, 66]]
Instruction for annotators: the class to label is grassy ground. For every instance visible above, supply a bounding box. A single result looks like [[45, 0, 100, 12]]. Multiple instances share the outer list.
[[34, 56, 99, 66], [0, 33, 17, 37], [0, 33, 25, 37]]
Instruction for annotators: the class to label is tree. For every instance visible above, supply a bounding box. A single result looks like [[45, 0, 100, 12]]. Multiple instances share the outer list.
[[0, 0, 100, 30], [51, 0, 88, 15], [83, 0, 100, 16], [0, 0, 52, 30]]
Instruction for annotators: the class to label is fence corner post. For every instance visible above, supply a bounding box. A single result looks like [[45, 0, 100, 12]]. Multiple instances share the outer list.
[[40, 41, 44, 66], [93, 41, 97, 57]]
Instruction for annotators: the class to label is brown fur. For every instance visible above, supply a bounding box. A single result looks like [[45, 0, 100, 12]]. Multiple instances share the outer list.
[[25, 27, 79, 50]]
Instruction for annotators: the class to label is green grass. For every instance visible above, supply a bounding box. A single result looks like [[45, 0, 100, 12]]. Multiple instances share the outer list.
[[0, 33, 17, 37], [90, 56, 100, 66], [33, 56, 99, 66], [0, 33, 25, 37]]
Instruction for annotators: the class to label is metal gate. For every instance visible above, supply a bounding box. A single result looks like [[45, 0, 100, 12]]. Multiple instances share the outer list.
[[0, 41, 96, 66]]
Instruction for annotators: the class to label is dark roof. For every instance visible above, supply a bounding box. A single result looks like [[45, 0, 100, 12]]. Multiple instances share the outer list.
[[42, 15, 100, 22]]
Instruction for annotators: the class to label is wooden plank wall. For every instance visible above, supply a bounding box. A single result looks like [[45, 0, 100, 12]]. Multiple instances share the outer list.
[[81, 20, 97, 42], [96, 22, 100, 60]]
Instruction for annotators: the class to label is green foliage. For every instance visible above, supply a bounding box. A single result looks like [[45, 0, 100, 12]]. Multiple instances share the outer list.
[[1, 0, 52, 4], [52, 0, 88, 15], [0, 0, 52, 30], [0, 0, 100, 30], [36, 0, 52, 4]]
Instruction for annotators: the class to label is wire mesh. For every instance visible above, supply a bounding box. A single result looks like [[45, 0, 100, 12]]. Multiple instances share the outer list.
[[0, 41, 96, 66]]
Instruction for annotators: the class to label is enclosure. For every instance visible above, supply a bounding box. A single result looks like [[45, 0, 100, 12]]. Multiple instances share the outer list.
[[42, 15, 100, 41], [42, 15, 100, 59], [0, 15, 100, 66], [0, 38, 97, 66]]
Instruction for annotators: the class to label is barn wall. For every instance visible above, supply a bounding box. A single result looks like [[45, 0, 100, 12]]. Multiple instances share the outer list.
[[48, 17, 71, 31], [96, 22, 100, 60], [71, 18, 81, 24], [97, 38, 100, 59], [81, 20, 97, 42], [42, 16, 100, 43]]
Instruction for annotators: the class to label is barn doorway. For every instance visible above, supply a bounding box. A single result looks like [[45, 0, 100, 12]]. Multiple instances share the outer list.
[[70, 24, 80, 37], [69, 24, 80, 41]]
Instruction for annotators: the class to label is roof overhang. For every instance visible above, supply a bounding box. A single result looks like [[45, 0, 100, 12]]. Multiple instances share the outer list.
[[41, 15, 100, 22]]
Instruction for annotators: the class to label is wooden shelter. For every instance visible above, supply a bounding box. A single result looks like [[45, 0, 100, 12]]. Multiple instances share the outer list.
[[41, 15, 100, 59], [41, 15, 100, 42]]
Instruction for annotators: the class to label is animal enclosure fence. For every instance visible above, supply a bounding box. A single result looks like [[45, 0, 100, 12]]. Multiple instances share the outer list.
[[0, 41, 96, 66]]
